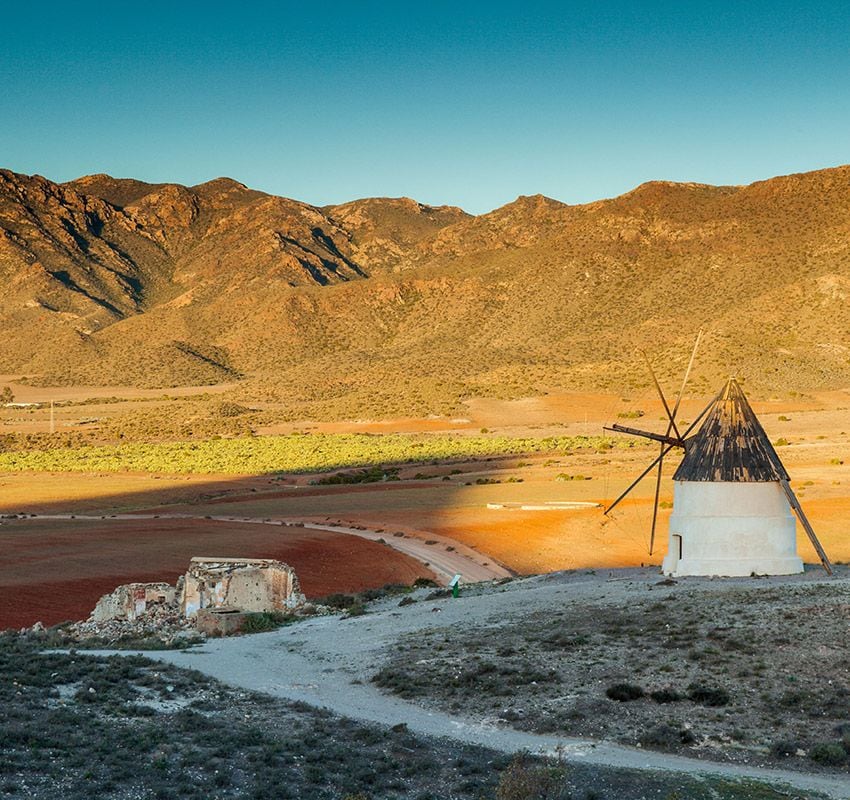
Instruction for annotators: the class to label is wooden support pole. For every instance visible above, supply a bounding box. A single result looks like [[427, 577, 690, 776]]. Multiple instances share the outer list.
[[780, 479, 833, 575], [649, 447, 664, 555]]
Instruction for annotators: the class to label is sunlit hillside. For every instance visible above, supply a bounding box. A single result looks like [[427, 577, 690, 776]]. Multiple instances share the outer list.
[[2, 166, 850, 420]]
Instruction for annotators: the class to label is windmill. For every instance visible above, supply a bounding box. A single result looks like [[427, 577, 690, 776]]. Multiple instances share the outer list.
[[603, 338, 832, 577]]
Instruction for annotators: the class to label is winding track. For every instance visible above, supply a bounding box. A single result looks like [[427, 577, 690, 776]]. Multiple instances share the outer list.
[[121, 572, 850, 799], [27, 513, 849, 796]]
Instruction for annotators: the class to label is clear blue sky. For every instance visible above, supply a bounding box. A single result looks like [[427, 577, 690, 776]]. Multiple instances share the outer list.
[[2, 1, 849, 213]]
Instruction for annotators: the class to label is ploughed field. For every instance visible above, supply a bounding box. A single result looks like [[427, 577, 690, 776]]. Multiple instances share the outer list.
[[0, 517, 431, 629], [2, 386, 850, 629]]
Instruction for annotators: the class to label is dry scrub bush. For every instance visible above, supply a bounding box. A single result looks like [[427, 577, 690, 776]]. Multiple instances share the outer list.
[[495, 753, 568, 800]]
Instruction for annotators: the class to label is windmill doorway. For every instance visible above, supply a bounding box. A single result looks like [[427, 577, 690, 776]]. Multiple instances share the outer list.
[[671, 534, 683, 565]]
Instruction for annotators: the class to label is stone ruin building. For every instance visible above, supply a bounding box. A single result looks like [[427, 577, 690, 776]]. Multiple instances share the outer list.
[[88, 557, 305, 635], [92, 582, 176, 623], [180, 557, 305, 616]]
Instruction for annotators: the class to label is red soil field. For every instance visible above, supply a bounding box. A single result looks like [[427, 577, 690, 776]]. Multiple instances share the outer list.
[[0, 518, 433, 629]]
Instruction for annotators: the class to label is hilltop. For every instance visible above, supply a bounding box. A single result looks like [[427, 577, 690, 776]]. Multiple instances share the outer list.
[[2, 166, 850, 418], [84, 567, 850, 799]]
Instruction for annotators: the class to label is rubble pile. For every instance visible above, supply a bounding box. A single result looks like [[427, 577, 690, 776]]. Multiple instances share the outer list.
[[67, 602, 202, 646], [42, 556, 308, 643]]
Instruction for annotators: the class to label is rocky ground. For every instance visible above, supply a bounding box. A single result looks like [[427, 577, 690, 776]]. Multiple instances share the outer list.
[[372, 568, 850, 774], [0, 631, 832, 800]]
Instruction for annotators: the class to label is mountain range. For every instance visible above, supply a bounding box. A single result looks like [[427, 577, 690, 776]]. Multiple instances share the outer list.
[[2, 165, 849, 417]]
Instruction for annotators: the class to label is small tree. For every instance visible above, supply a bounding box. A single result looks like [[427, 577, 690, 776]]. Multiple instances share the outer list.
[[0, 386, 13, 405]]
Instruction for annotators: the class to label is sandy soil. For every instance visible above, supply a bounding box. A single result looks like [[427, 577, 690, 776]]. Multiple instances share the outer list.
[[155, 453, 850, 575], [259, 388, 850, 437], [0, 375, 244, 436], [0, 472, 263, 514], [0, 375, 238, 404], [0, 516, 432, 629]]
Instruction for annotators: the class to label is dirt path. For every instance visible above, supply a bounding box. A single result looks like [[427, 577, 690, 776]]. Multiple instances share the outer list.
[[290, 520, 512, 583], [122, 571, 849, 799], [25, 513, 512, 584]]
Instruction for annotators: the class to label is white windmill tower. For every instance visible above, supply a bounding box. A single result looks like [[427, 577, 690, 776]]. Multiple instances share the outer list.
[[604, 341, 832, 577]]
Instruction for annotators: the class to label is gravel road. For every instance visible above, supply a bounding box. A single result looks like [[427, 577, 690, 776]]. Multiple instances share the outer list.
[[125, 569, 850, 799]]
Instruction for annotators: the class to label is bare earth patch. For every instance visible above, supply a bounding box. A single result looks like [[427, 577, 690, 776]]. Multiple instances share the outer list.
[[0, 517, 432, 628]]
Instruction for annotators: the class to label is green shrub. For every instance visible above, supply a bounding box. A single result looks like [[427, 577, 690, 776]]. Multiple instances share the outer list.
[[216, 402, 250, 417], [809, 742, 846, 766], [640, 723, 696, 748], [650, 688, 683, 704], [495, 753, 567, 800], [316, 466, 400, 485], [321, 593, 357, 609], [606, 683, 645, 702], [769, 739, 800, 758], [241, 612, 290, 633], [345, 603, 367, 618], [688, 684, 730, 707]]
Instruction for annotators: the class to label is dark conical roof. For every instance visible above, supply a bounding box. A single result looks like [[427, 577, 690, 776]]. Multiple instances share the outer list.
[[673, 379, 789, 482]]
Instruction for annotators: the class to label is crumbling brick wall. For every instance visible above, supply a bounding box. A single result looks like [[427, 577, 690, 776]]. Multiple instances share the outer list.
[[91, 583, 176, 622], [180, 558, 305, 617]]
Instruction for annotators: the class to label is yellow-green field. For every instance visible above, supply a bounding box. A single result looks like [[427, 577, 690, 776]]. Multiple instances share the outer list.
[[0, 432, 632, 475]]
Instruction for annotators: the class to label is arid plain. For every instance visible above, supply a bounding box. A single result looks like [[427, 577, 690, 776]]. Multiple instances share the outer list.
[[3, 375, 848, 629]]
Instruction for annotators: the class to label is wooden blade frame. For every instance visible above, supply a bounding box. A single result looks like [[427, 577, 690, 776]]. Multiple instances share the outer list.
[[647, 330, 703, 554], [604, 386, 716, 517], [604, 424, 681, 447], [642, 351, 683, 443]]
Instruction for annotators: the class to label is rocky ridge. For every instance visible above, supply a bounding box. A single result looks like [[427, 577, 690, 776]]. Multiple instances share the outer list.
[[1, 165, 850, 407]]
